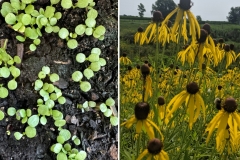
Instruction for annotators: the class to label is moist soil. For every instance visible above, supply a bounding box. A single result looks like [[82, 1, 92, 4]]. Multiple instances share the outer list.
[[0, 0, 118, 159]]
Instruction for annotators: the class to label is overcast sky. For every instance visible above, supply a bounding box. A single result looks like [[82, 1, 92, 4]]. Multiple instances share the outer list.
[[120, 0, 240, 21]]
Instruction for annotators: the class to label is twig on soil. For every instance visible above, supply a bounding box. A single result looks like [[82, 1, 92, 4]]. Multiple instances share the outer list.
[[16, 43, 24, 67]]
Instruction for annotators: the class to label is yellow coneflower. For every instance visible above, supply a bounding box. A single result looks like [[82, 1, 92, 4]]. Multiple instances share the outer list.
[[157, 96, 166, 120], [165, 82, 205, 130], [160, 0, 200, 43], [137, 138, 169, 160], [121, 102, 163, 139], [134, 27, 148, 45], [120, 53, 132, 65], [221, 44, 237, 69], [205, 97, 240, 154]]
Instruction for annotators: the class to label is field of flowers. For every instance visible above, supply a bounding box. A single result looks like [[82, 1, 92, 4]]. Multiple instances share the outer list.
[[120, 0, 240, 159]]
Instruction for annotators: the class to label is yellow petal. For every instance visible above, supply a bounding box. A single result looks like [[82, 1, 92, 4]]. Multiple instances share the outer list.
[[144, 120, 155, 139], [136, 120, 143, 134], [188, 95, 195, 130], [136, 149, 148, 160], [216, 112, 229, 137]]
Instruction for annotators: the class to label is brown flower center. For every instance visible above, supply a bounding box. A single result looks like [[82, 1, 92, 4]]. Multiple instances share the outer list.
[[134, 102, 150, 120], [153, 11, 163, 23], [202, 23, 211, 34], [179, 0, 192, 10], [224, 44, 230, 52], [141, 64, 150, 77], [223, 97, 237, 113], [147, 138, 163, 155], [186, 82, 199, 94], [158, 96, 165, 105], [197, 29, 208, 43], [138, 27, 144, 32]]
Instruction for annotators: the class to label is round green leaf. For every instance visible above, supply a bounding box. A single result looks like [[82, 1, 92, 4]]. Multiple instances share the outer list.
[[35, 79, 43, 89], [59, 129, 71, 141], [45, 99, 55, 109], [52, 110, 63, 120], [16, 35, 25, 42], [87, 9, 98, 19], [76, 0, 89, 8], [44, 6, 55, 18], [7, 79, 17, 90], [99, 58, 106, 66], [29, 44, 36, 51], [75, 24, 86, 35], [103, 109, 112, 117], [61, 0, 72, 9], [106, 97, 115, 106], [54, 119, 66, 127], [91, 48, 101, 55], [25, 4, 34, 14], [54, 12, 62, 19], [85, 27, 93, 36], [58, 96, 66, 104], [10, 67, 21, 78], [5, 13, 16, 24], [67, 39, 78, 49], [38, 71, 46, 79], [0, 110, 4, 120], [42, 66, 50, 74], [100, 103, 107, 112], [50, 17, 57, 25], [38, 104, 50, 116], [12, 22, 23, 31], [72, 71, 83, 82], [25, 126, 36, 138], [94, 25, 106, 36], [88, 53, 99, 62], [83, 68, 94, 79], [33, 38, 41, 45], [52, 143, 62, 153], [110, 116, 118, 126], [0, 87, 8, 98], [14, 132, 23, 140], [27, 115, 39, 127], [40, 116, 47, 125], [14, 56, 21, 64], [53, 26, 60, 33], [76, 53, 86, 63], [40, 17, 48, 25], [88, 101, 96, 107], [64, 143, 71, 151], [85, 18, 96, 28], [74, 138, 81, 145], [1, 67, 10, 78], [51, 0, 60, 5], [90, 62, 101, 72], [80, 81, 91, 92], [57, 152, 67, 160], [58, 28, 69, 39], [75, 150, 87, 160], [7, 107, 16, 116], [57, 135, 66, 144], [50, 73, 59, 82], [22, 14, 31, 25]]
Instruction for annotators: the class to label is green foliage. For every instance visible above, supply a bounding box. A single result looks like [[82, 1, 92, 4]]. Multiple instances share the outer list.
[[25, 126, 37, 138], [0, 110, 4, 120]]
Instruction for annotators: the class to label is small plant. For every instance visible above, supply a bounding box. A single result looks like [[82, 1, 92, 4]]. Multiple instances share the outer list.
[[0, 40, 21, 98]]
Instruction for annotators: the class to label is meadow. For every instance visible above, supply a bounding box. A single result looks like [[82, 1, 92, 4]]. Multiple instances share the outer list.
[[120, 6, 240, 160]]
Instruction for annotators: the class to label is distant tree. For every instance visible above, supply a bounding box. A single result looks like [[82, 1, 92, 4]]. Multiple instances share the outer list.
[[227, 7, 240, 24], [138, 3, 146, 18], [196, 15, 202, 23], [151, 0, 177, 19]]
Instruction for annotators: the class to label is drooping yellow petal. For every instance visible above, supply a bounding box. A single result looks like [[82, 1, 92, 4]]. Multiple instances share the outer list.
[[188, 95, 195, 130], [136, 149, 149, 160], [136, 120, 143, 134], [146, 155, 152, 160], [146, 119, 164, 140], [196, 93, 205, 122], [161, 150, 169, 160], [121, 116, 136, 128], [216, 112, 229, 137], [143, 120, 155, 139]]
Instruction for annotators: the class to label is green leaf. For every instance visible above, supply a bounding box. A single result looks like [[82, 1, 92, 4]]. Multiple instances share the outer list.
[[1, 2, 13, 17], [80, 81, 91, 92], [38, 104, 50, 116], [88, 53, 99, 62], [76, 53, 86, 63], [1, 67, 10, 78], [52, 110, 63, 120], [106, 97, 115, 106], [25, 4, 34, 14], [76, 0, 89, 8], [14, 132, 23, 140], [98, 35, 104, 40], [45, 99, 55, 109], [25, 27, 39, 39], [50, 93, 58, 101], [83, 68, 94, 79], [25, 126, 37, 138], [85, 18, 96, 28], [73, 138, 81, 145], [33, 38, 41, 45], [22, 14, 31, 25], [42, 66, 50, 75], [94, 25, 106, 36], [110, 116, 118, 126], [47, 84, 55, 93], [0, 110, 4, 120], [64, 143, 71, 151], [58, 28, 69, 39], [5, 13, 16, 24], [19, 109, 26, 117], [22, 0, 32, 4], [51, 0, 60, 5], [91, 48, 101, 55], [26, 109, 32, 117], [72, 71, 83, 82], [61, 0, 72, 9], [103, 109, 112, 117], [58, 96, 66, 104], [44, 6, 55, 18], [40, 17, 48, 25], [37, 99, 43, 104], [57, 152, 67, 160], [7, 107, 16, 116], [49, 17, 57, 26], [53, 26, 60, 33], [59, 129, 71, 141], [27, 115, 39, 127], [54, 119, 66, 127], [88, 101, 96, 107], [31, 10, 39, 17], [85, 27, 93, 36], [67, 39, 78, 49], [38, 71, 46, 79], [57, 135, 66, 144], [0, 87, 9, 98], [52, 143, 62, 153], [12, 22, 23, 31], [99, 58, 106, 66], [11, 0, 21, 10], [40, 116, 47, 125], [35, 79, 43, 90], [87, 9, 98, 19], [75, 150, 87, 160], [50, 73, 59, 82], [29, 44, 37, 51], [100, 103, 107, 112], [7, 79, 17, 90], [13, 56, 21, 64], [75, 24, 86, 35], [90, 61, 101, 72], [54, 12, 62, 19]]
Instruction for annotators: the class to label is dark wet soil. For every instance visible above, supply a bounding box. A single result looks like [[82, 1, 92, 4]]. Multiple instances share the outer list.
[[0, 0, 118, 159]]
